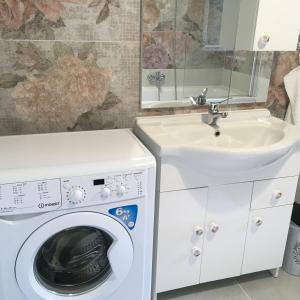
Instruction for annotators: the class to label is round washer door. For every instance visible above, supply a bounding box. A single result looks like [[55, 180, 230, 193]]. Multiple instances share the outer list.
[[16, 212, 133, 300]]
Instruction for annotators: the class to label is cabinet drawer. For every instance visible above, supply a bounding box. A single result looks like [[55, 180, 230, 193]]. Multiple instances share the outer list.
[[251, 177, 298, 210]]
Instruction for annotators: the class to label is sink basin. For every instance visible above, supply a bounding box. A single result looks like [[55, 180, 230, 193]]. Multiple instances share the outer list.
[[135, 109, 300, 174], [167, 122, 284, 148]]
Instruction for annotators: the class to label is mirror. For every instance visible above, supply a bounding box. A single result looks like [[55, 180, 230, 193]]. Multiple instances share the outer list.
[[228, 51, 273, 104], [141, 0, 273, 109]]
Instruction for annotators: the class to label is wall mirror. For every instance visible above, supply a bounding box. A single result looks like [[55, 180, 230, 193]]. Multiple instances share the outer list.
[[141, 0, 273, 109]]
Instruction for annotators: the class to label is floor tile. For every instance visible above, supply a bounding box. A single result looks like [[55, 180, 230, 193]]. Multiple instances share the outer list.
[[157, 278, 249, 300], [237, 270, 300, 300]]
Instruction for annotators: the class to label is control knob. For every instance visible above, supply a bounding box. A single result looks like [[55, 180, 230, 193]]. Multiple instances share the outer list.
[[69, 188, 85, 204], [116, 185, 126, 197], [101, 187, 111, 199]]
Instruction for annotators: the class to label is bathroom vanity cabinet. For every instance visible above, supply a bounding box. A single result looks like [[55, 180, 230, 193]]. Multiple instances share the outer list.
[[235, 0, 300, 51], [134, 110, 300, 297], [156, 177, 297, 293]]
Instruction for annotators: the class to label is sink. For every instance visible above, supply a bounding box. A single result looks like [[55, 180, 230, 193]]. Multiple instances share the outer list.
[[168, 121, 284, 148], [135, 109, 300, 174]]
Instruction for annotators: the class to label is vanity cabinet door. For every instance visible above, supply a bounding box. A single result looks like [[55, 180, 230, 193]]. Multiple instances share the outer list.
[[200, 182, 252, 283], [236, 0, 300, 51], [242, 205, 293, 275], [253, 0, 300, 51], [156, 188, 208, 293]]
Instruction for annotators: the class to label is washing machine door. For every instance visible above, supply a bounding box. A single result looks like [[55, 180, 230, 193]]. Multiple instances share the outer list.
[[15, 212, 134, 300]]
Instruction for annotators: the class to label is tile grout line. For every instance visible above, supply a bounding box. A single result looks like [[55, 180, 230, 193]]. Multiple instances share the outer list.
[[235, 279, 252, 300]]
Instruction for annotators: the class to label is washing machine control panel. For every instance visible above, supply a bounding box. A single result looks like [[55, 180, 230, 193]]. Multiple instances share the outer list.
[[61, 170, 146, 209], [0, 179, 62, 215], [0, 170, 146, 216]]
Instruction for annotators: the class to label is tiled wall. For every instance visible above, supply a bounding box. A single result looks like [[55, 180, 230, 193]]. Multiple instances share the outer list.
[[0, 0, 140, 135], [143, 0, 225, 70], [0, 1, 298, 136], [267, 52, 299, 119]]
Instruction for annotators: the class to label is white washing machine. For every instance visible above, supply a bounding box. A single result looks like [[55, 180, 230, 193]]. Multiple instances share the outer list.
[[0, 129, 156, 300]]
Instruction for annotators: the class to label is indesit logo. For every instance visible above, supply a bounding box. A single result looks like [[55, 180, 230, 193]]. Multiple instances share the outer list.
[[38, 202, 60, 209]]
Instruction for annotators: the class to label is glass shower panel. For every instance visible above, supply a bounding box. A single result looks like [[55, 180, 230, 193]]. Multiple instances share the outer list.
[[181, 0, 235, 101], [228, 51, 274, 102], [142, 0, 178, 104]]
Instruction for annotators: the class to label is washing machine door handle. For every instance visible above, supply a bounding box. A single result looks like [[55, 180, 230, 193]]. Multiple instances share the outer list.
[[15, 212, 134, 300]]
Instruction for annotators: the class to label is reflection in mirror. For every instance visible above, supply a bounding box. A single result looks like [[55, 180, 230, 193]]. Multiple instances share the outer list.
[[226, 51, 273, 103], [141, 0, 273, 109]]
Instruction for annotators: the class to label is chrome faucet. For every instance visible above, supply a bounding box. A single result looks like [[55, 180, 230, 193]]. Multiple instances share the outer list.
[[147, 71, 166, 86], [147, 71, 166, 101], [190, 88, 229, 128], [190, 87, 208, 105], [207, 103, 228, 127]]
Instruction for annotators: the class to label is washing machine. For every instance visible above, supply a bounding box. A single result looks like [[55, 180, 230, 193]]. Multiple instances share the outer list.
[[0, 129, 156, 300]]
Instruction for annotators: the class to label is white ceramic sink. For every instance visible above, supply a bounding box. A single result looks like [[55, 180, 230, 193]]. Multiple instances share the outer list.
[[135, 109, 300, 174]]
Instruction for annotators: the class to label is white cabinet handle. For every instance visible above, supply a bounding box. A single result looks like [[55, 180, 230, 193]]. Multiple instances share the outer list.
[[210, 223, 219, 233], [273, 190, 283, 200], [192, 247, 201, 257], [254, 217, 263, 227], [194, 225, 204, 236], [258, 34, 271, 49], [261, 35, 270, 43]]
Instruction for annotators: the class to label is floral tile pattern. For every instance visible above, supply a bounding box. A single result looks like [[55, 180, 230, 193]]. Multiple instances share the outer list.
[[0, 0, 298, 137], [143, 31, 194, 69], [0, 0, 139, 41], [142, 0, 226, 70], [0, 40, 139, 134], [0, 0, 75, 31], [143, 0, 175, 32]]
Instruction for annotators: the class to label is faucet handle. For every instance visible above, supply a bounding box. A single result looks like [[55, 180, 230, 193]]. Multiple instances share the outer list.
[[199, 88, 208, 105], [209, 97, 231, 105], [221, 112, 228, 118], [190, 87, 208, 105], [147, 71, 166, 85], [201, 87, 208, 97], [190, 96, 198, 105], [208, 103, 228, 118]]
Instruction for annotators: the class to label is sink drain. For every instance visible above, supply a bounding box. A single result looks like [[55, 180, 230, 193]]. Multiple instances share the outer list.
[[215, 130, 221, 137]]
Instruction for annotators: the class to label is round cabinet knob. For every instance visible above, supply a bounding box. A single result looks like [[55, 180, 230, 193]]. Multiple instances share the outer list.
[[261, 35, 270, 43], [116, 185, 126, 197], [192, 247, 201, 257], [258, 34, 271, 49], [194, 225, 204, 236], [273, 190, 283, 200], [101, 187, 111, 199], [69, 188, 85, 203], [254, 217, 263, 227], [210, 223, 219, 233]]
